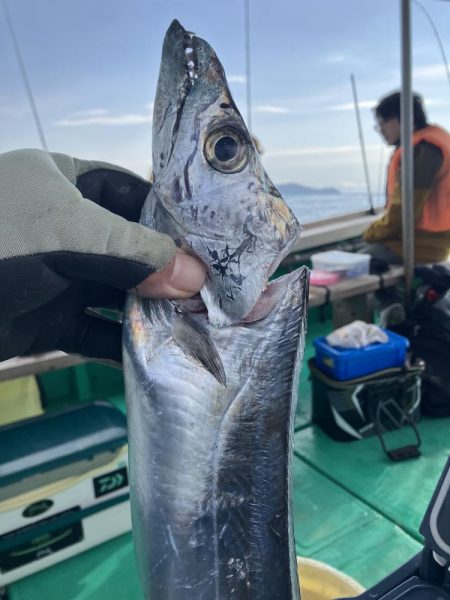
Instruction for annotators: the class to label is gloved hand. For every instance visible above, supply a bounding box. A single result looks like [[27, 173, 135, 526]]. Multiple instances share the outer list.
[[0, 149, 205, 363]]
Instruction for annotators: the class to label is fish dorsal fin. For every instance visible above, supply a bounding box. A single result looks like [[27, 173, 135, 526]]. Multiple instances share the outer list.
[[172, 312, 226, 386]]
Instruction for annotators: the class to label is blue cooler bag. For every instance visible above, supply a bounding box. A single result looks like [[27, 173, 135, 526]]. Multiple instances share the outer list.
[[309, 358, 424, 461]]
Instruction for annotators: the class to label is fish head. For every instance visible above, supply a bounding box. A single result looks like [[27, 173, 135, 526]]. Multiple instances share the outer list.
[[146, 20, 301, 326]]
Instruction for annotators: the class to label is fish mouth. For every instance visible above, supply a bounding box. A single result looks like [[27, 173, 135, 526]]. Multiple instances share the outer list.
[[180, 26, 198, 86], [168, 19, 206, 88], [242, 266, 309, 323], [159, 20, 199, 105], [163, 19, 225, 101], [178, 265, 309, 325]]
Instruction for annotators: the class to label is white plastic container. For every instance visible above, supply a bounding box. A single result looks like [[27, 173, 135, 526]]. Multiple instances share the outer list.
[[311, 250, 370, 279]]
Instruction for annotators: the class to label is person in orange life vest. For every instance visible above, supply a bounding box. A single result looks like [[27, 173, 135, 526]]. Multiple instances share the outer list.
[[362, 91, 450, 265]]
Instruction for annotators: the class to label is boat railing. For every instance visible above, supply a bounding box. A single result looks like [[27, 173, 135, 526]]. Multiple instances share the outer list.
[[0, 208, 387, 382], [0, 352, 86, 382], [287, 207, 383, 257]]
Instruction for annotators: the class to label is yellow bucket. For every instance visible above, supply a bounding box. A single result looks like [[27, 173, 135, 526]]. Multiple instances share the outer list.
[[298, 557, 365, 599]]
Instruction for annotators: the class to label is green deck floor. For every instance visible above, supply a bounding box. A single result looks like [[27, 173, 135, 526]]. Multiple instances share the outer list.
[[9, 453, 423, 600], [294, 418, 450, 541], [6, 307, 450, 598]]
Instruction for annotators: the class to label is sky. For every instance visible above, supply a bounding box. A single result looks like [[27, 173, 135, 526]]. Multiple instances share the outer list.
[[1, 0, 450, 195]]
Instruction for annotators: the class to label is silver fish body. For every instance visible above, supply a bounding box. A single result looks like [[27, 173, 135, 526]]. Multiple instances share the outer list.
[[123, 267, 307, 599], [123, 18, 308, 600]]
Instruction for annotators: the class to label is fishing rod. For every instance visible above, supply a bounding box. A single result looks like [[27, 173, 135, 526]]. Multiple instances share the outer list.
[[1, 0, 48, 151], [413, 0, 450, 97], [350, 73, 375, 214], [244, 0, 252, 134]]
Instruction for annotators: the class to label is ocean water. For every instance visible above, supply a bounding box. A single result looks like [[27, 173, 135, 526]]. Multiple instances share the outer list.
[[284, 193, 385, 224]]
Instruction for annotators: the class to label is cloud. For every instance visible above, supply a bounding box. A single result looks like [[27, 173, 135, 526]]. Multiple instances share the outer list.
[[254, 105, 290, 114], [72, 109, 108, 117], [324, 53, 347, 64], [227, 74, 246, 83], [329, 100, 377, 111], [425, 98, 443, 106], [414, 63, 448, 80], [265, 144, 379, 158], [54, 108, 152, 127]]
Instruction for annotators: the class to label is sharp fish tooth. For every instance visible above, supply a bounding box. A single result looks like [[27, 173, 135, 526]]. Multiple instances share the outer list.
[[183, 33, 197, 85]]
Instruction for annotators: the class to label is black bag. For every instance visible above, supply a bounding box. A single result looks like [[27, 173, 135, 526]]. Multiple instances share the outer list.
[[391, 264, 450, 418], [309, 359, 423, 461]]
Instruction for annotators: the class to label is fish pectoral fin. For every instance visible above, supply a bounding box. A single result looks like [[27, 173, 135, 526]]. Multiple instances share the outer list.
[[172, 314, 226, 386]]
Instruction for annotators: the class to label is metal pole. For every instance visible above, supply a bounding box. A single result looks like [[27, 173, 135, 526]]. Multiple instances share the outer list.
[[400, 0, 414, 299], [244, 0, 252, 133], [1, 0, 48, 151], [350, 73, 375, 214]]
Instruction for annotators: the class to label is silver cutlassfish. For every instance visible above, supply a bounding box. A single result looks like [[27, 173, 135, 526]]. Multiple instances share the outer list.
[[123, 19, 308, 599]]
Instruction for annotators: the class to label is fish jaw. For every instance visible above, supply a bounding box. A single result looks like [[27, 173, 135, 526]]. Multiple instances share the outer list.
[[146, 20, 302, 326]]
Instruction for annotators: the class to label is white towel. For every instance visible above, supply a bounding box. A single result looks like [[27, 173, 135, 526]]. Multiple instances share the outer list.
[[326, 320, 388, 349]]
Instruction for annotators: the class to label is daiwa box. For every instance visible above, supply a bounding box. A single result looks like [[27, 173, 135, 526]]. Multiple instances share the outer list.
[[0, 401, 131, 586]]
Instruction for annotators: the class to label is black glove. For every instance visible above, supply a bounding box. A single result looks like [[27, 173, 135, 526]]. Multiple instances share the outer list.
[[0, 149, 176, 363]]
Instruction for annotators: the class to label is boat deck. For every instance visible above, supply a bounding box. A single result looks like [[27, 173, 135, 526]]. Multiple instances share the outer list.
[[5, 310, 450, 599]]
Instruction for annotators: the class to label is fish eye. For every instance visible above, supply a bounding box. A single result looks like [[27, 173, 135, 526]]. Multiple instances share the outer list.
[[204, 127, 249, 173], [215, 136, 238, 162]]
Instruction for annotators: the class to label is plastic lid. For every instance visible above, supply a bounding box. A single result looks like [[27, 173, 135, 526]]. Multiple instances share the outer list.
[[312, 250, 370, 265], [0, 401, 127, 487], [310, 270, 341, 286]]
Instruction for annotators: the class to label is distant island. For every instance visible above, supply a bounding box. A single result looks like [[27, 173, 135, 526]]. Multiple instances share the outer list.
[[276, 183, 341, 196]]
